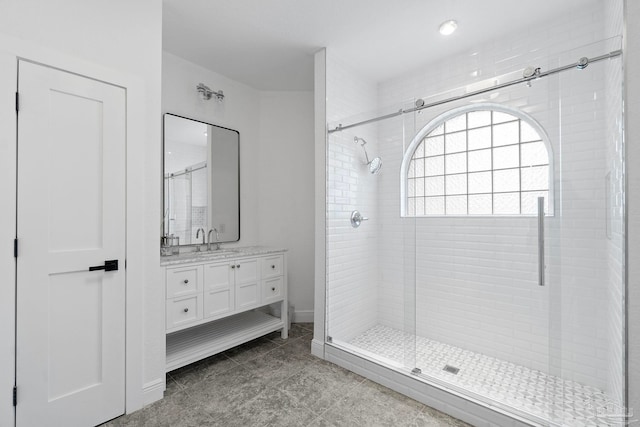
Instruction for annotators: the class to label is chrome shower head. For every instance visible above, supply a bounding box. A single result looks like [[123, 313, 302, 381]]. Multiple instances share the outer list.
[[354, 136, 382, 174], [368, 157, 382, 174]]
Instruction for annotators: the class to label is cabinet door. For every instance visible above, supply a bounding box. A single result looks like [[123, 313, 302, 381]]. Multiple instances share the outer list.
[[236, 282, 260, 311], [204, 288, 235, 319], [235, 258, 259, 284], [203, 262, 233, 290], [203, 262, 235, 319]]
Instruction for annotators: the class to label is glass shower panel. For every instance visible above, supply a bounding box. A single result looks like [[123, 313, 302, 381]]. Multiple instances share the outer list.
[[401, 112, 417, 373], [325, 113, 418, 374], [409, 72, 555, 424], [548, 37, 626, 426]]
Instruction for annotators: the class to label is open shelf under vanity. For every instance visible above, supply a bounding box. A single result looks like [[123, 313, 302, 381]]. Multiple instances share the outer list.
[[166, 309, 284, 371]]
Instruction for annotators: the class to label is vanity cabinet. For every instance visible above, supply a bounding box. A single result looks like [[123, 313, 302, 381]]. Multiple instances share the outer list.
[[163, 248, 287, 372]]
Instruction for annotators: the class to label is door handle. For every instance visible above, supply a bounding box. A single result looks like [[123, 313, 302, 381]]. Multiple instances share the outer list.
[[537, 197, 545, 286], [89, 260, 119, 272]]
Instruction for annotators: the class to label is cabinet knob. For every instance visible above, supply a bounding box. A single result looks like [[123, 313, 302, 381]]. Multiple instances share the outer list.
[[183, 308, 189, 313], [271, 287, 276, 291], [236, 264, 241, 269], [231, 265, 235, 269], [183, 279, 189, 284], [271, 265, 275, 269]]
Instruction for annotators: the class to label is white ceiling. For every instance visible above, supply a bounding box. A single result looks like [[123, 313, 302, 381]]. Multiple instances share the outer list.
[[162, 0, 600, 91]]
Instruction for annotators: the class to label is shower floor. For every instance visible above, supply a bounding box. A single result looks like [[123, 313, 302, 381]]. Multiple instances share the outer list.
[[345, 325, 622, 427]]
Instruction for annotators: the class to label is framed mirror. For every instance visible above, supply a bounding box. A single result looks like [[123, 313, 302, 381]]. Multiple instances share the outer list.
[[163, 113, 240, 246]]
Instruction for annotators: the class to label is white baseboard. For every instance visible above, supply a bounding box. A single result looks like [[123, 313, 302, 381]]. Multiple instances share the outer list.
[[311, 338, 325, 359], [140, 378, 164, 408], [293, 309, 314, 323]]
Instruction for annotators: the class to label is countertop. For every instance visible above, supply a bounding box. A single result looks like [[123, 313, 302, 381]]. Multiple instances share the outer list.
[[161, 245, 287, 266]]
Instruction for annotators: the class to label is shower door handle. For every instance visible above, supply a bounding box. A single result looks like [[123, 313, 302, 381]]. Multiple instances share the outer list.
[[537, 197, 545, 287]]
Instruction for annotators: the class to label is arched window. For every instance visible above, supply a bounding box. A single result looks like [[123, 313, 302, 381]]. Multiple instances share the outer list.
[[401, 104, 553, 216]]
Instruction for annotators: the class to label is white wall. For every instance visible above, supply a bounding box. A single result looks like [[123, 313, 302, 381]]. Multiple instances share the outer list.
[[0, 0, 164, 421], [258, 91, 315, 320], [313, 49, 328, 356], [162, 52, 316, 321]]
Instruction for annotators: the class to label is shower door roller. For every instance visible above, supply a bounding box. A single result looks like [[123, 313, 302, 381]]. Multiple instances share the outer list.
[[350, 210, 368, 228]]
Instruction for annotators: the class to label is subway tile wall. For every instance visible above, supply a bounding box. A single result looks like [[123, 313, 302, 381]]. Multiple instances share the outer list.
[[325, 0, 624, 406], [326, 55, 380, 342]]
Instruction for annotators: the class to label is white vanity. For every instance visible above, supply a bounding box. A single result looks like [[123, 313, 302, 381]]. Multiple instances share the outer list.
[[162, 246, 288, 372]]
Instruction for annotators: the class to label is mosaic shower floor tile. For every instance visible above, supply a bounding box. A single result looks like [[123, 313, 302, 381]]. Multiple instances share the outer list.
[[348, 325, 625, 427]]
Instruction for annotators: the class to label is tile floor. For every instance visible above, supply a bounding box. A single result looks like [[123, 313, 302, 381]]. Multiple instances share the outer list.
[[103, 323, 470, 427]]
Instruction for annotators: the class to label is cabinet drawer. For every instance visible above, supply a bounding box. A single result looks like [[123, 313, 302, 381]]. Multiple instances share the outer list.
[[263, 276, 284, 303], [262, 255, 283, 279], [166, 265, 201, 299], [166, 295, 203, 330]]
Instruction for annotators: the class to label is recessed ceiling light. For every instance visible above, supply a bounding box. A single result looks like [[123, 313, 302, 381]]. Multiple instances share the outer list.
[[439, 20, 458, 36]]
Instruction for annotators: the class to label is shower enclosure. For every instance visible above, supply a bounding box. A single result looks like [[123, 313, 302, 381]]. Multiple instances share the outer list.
[[323, 36, 626, 427]]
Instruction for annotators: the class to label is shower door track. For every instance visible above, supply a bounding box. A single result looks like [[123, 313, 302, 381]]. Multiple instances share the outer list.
[[327, 49, 622, 134]]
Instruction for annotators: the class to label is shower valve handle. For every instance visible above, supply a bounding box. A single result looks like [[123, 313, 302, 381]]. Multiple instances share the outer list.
[[350, 210, 369, 228]]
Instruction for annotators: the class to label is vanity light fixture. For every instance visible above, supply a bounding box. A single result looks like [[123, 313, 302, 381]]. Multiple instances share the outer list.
[[439, 19, 458, 36], [196, 83, 225, 102]]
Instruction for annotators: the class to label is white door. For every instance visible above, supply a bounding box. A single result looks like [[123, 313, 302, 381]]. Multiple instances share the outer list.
[[16, 61, 126, 427]]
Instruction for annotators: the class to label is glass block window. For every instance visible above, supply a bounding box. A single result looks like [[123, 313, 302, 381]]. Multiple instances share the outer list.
[[405, 107, 552, 216]]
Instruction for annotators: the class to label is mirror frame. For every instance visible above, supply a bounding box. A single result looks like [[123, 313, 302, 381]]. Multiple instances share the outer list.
[[162, 113, 241, 247]]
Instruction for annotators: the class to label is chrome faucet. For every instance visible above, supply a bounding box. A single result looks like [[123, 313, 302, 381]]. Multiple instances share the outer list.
[[208, 228, 221, 251], [195, 228, 205, 251]]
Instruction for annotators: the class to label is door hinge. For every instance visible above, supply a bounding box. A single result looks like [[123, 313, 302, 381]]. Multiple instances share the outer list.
[[15, 92, 19, 113], [14, 239, 17, 258], [12, 386, 16, 406]]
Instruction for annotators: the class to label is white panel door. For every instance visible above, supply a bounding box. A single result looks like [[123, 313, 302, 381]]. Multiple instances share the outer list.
[[16, 61, 126, 427]]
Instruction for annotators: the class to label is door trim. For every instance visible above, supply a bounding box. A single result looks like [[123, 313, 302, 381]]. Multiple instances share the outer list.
[[0, 35, 162, 426]]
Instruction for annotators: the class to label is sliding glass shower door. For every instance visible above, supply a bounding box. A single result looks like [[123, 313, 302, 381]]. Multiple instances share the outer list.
[[408, 37, 625, 425]]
